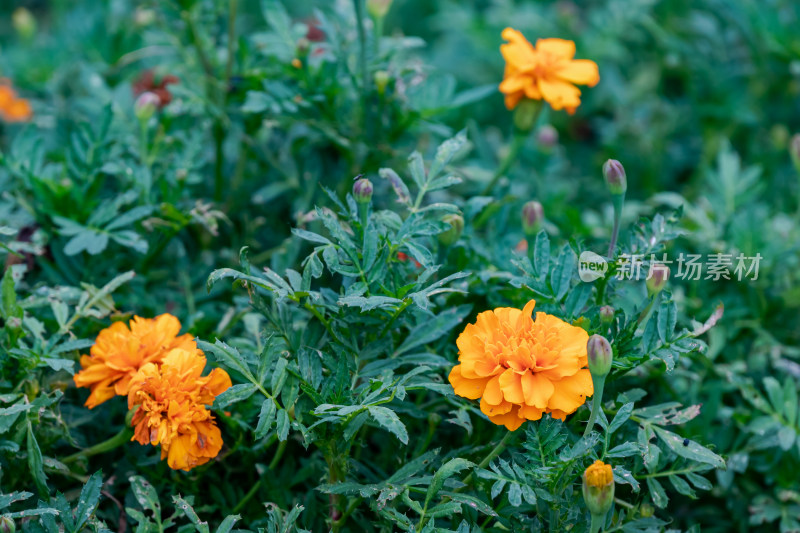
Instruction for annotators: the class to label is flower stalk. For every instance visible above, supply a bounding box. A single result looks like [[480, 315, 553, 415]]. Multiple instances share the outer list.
[[62, 426, 134, 464]]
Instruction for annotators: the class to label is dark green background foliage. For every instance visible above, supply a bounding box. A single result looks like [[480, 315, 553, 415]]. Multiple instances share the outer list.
[[0, 0, 798, 531]]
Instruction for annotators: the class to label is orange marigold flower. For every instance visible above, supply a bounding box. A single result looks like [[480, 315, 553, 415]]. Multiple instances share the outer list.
[[73, 314, 196, 408], [448, 299, 593, 431], [128, 348, 232, 471], [584, 460, 613, 488], [499, 28, 599, 113], [0, 82, 33, 122]]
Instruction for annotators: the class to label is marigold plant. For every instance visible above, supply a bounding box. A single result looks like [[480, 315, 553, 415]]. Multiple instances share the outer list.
[[449, 299, 593, 430], [128, 348, 232, 471], [73, 314, 196, 408], [499, 28, 599, 113]]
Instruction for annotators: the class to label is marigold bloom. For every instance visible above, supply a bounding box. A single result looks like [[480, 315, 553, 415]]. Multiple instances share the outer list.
[[0, 83, 33, 122], [73, 314, 196, 408], [128, 349, 232, 471], [449, 300, 593, 431], [584, 460, 613, 487], [499, 28, 599, 113], [583, 460, 615, 518]]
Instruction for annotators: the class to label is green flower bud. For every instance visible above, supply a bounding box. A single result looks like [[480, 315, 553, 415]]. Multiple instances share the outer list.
[[513, 99, 542, 133], [296, 37, 310, 57], [367, 0, 393, 18], [603, 159, 627, 195], [0, 515, 15, 533], [646, 264, 670, 297], [521, 201, 544, 236], [598, 306, 614, 326], [587, 334, 612, 378], [583, 460, 615, 517], [134, 92, 160, 122], [353, 178, 373, 204], [790, 133, 800, 171], [438, 214, 464, 246], [536, 124, 558, 150], [374, 70, 390, 96], [12, 8, 36, 41], [639, 503, 655, 518]]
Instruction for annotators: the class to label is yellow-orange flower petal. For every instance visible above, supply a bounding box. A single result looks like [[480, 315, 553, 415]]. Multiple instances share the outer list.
[[73, 314, 196, 408], [499, 28, 599, 113], [0, 82, 33, 122], [584, 460, 614, 487], [128, 348, 231, 471], [449, 299, 593, 431]]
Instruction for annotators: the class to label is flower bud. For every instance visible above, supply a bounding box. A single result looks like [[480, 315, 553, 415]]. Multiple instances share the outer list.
[[296, 37, 310, 57], [587, 334, 612, 378], [367, 0, 393, 18], [582, 460, 615, 517], [790, 133, 800, 171], [598, 306, 614, 326], [134, 92, 160, 122], [134, 8, 156, 27], [438, 214, 464, 246], [0, 516, 15, 533], [521, 201, 544, 236], [353, 178, 373, 204], [12, 8, 36, 41], [5, 316, 22, 331], [639, 503, 654, 518], [646, 263, 670, 296], [512, 99, 542, 133], [536, 124, 558, 150], [602, 159, 627, 195], [374, 70, 390, 96]]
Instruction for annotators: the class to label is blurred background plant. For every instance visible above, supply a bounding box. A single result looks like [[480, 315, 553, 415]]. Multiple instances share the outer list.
[[0, 0, 798, 531]]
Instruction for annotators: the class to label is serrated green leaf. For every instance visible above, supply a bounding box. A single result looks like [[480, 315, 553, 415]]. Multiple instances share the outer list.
[[254, 399, 277, 439], [368, 406, 408, 444], [653, 426, 725, 468]]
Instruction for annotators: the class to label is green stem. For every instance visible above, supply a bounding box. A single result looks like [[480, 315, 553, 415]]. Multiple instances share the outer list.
[[482, 132, 528, 196], [460, 430, 514, 488], [583, 375, 606, 438], [225, 0, 238, 84], [232, 479, 261, 514], [607, 194, 625, 258], [62, 427, 133, 464], [590, 512, 605, 533], [353, 0, 371, 138]]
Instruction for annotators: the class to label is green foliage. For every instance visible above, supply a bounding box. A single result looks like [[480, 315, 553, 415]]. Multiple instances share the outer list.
[[0, 0, 797, 531]]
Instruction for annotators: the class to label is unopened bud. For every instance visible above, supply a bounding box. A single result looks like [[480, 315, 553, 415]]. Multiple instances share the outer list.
[[374, 70, 390, 96], [296, 37, 310, 57], [438, 214, 464, 246], [0, 516, 15, 533], [603, 159, 627, 195], [134, 92, 160, 122], [790, 133, 800, 171], [367, 0, 393, 18], [587, 334, 612, 377], [353, 178, 373, 204], [599, 306, 614, 326], [536, 124, 558, 150], [521, 201, 544, 236], [12, 8, 36, 41], [513, 99, 542, 133], [134, 8, 156, 27], [646, 264, 670, 296], [583, 460, 615, 518], [5, 316, 22, 330], [639, 503, 655, 518]]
